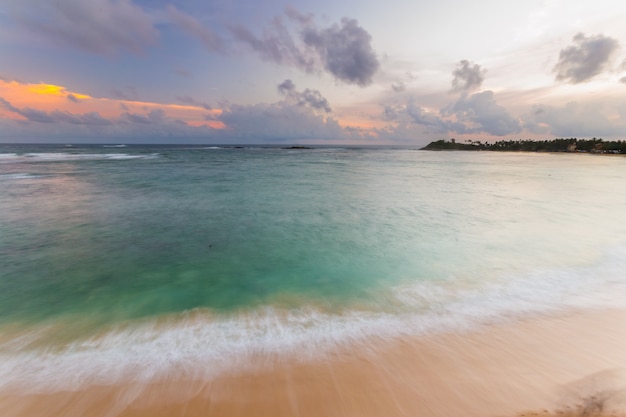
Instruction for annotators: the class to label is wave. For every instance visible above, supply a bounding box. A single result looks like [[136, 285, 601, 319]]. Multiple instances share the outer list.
[[0, 152, 158, 163], [1, 242, 625, 394], [0, 153, 20, 161], [0, 173, 43, 180]]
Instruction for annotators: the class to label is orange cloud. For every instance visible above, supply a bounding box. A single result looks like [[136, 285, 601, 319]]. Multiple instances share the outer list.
[[0, 80, 224, 129], [27, 83, 91, 99]]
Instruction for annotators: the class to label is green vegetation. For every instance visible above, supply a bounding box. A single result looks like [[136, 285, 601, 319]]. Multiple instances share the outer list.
[[422, 138, 626, 154]]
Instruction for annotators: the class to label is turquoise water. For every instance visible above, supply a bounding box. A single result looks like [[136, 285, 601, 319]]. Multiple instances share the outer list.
[[1, 144, 626, 391]]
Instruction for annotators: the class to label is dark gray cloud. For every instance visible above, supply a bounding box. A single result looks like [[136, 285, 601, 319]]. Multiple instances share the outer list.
[[67, 94, 79, 103], [451, 60, 486, 92], [229, 16, 317, 73], [121, 109, 165, 125], [176, 95, 212, 110], [0, 97, 21, 114], [277, 79, 331, 113], [167, 5, 224, 52], [50, 110, 112, 125], [445, 91, 521, 136], [277, 79, 296, 95], [554, 33, 619, 83], [230, 11, 379, 86], [9, 0, 158, 55], [298, 89, 332, 113], [302, 18, 379, 86], [0, 97, 55, 123]]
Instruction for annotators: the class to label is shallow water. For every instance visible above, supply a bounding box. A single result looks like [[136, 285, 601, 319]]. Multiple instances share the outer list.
[[1, 144, 625, 391]]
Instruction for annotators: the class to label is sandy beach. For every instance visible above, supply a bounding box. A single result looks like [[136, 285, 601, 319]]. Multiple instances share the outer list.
[[2, 308, 626, 417]]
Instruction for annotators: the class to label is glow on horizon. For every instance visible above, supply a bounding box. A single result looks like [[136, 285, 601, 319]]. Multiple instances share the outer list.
[[2, 0, 626, 143], [0, 80, 225, 130], [26, 83, 91, 100]]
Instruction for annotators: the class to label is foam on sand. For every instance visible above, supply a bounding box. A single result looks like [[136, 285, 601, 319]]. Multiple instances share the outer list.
[[1, 241, 625, 395], [2, 309, 626, 417]]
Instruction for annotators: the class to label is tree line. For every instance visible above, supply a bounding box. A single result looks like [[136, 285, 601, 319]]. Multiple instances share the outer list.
[[422, 138, 626, 154]]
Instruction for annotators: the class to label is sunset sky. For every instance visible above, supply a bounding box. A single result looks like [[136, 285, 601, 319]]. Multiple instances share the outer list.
[[2, 0, 626, 144]]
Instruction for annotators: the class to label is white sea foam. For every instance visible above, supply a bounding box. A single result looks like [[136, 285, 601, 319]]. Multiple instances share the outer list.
[[0, 153, 20, 161], [0, 173, 42, 180], [0, 152, 158, 163], [1, 242, 625, 394]]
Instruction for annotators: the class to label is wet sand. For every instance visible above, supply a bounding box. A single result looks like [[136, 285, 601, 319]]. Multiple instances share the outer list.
[[2, 309, 626, 417]]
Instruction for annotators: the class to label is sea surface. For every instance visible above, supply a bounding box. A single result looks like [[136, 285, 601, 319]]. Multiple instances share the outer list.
[[1, 144, 625, 392]]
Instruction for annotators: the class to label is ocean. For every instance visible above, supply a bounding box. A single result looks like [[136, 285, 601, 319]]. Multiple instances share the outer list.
[[1, 144, 625, 393]]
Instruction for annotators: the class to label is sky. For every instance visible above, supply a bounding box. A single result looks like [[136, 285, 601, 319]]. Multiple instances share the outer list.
[[2, 0, 626, 145]]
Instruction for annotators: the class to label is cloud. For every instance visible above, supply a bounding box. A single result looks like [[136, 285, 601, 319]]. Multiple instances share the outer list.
[[176, 96, 212, 110], [0, 78, 224, 130], [277, 80, 331, 113], [0, 97, 55, 123], [231, 10, 379, 86], [302, 18, 379, 86], [406, 101, 462, 133], [173, 66, 193, 78], [10, 0, 158, 55], [523, 101, 625, 137], [554, 33, 619, 83], [620, 76, 626, 84], [0, 97, 21, 114], [122, 109, 165, 125], [388, 90, 520, 137], [451, 60, 486, 92], [445, 91, 521, 136], [229, 16, 317, 73], [167, 5, 223, 52], [110, 86, 140, 101], [391, 80, 406, 93], [277, 79, 296, 95], [1, 79, 364, 143], [0, 97, 111, 125], [219, 101, 346, 141], [284, 5, 314, 26]]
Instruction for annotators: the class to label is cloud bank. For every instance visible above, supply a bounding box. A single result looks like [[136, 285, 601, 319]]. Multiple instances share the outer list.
[[0, 80, 371, 143]]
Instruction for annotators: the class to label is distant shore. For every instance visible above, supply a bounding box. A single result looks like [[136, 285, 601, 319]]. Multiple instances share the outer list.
[[422, 138, 626, 154], [3, 308, 626, 417]]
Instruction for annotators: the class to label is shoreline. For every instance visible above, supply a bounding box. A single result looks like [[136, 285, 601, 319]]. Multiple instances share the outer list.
[[2, 308, 626, 417]]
